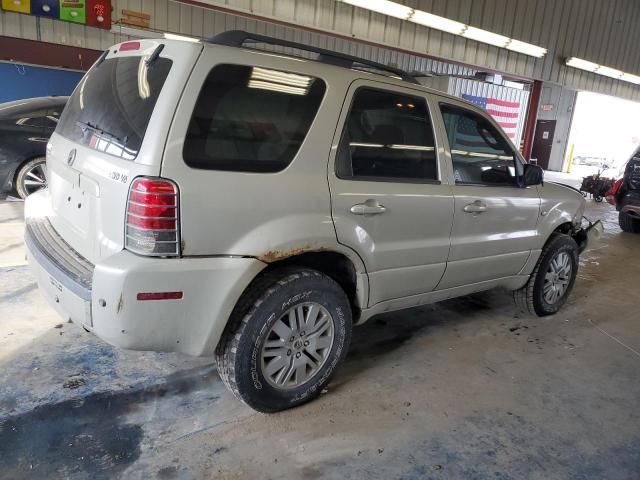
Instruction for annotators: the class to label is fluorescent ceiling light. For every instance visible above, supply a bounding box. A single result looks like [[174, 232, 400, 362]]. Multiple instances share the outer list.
[[336, 0, 547, 58], [462, 26, 509, 48], [565, 57, 598, 72], [506, 39, 547, 58], [340, 0, 412, 20], [565, 56, 640, 86], [409, 10, 465, 35], [621, 73, 640, 85], [248, 80, 308, 95], [595, 65, 623, 79], [164, 33, 200, 42], [251, 67, 312, 88]]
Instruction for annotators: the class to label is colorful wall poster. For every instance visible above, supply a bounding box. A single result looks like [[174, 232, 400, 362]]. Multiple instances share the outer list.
[[0, 0, 111, 29], [59, 0, 85, 24], [31, 0, 59, 19]]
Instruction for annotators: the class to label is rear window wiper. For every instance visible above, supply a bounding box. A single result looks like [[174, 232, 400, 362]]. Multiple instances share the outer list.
[[76, 121, 128, 146], [146, 44, 165, 66], [95, 49, 108, 67]]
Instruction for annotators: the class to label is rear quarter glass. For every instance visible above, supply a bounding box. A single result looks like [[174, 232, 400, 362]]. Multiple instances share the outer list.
[[182, 63, 326, 173], [56, 56, 172, 160]]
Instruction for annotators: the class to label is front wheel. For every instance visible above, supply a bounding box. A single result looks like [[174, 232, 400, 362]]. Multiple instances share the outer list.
[[215, 268, 352, 413], [514, 234, 579, 316]]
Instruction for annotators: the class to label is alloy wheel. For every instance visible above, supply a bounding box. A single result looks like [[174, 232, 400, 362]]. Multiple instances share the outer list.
[[543, 252, 572, 304], [260, 302, 335, 390], [22, 162, 47, 196]]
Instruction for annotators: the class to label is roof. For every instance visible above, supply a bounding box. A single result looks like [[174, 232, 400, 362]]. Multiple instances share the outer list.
[[202, 31, 484, 112]]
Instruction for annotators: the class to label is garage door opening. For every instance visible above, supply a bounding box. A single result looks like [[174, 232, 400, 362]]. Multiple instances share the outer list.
[[566, 91, 640, 178]]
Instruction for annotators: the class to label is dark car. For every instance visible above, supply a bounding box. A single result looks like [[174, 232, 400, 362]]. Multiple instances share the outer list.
[[608, 149, 640, 233], [0, 96, 68, 199]]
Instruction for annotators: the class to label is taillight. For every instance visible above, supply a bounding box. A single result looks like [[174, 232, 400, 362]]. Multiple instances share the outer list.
[[606, 178, 623, 206], [125, 177, 180, 256]]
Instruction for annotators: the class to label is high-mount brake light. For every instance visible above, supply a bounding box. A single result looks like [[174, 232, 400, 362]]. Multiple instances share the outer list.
[[119, 41, 141, 51], [125, 177, 180, 256]]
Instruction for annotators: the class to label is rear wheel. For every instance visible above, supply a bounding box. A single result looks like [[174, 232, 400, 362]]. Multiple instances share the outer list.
[[514, 234, 579, 316], [15, 157, 47, 199], [215, 268, 352, 413], [619, 211, 640, 233]]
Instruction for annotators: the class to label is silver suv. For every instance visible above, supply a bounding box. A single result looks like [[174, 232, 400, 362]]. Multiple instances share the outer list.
[[24, 31, 601, 412]]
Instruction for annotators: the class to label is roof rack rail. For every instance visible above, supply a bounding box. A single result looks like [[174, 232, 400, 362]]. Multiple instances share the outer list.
[[208, 30, 419, 84]]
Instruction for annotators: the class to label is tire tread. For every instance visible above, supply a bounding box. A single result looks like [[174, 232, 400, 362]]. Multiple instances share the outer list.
[[619, 211, 640, 233], [513, 233, 577, 317], [215, 268, 327, 407]]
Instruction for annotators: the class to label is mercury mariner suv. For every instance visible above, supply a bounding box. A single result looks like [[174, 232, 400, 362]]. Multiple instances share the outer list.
[[24, 31, 602, 412]]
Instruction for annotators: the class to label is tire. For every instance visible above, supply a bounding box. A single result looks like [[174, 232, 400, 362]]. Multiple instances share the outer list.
[[215, 268, 352, 413], [514, 234, 579, 317], [15, 157, 47, 199], [619, 211, 640, 233], [594, 194, 604, 203]]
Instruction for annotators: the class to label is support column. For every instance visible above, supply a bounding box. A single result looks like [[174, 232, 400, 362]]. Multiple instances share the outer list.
[[522, 80, 543, 161]]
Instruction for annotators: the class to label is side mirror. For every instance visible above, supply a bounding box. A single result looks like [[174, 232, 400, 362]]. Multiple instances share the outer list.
[[523, 164, 544, 186]]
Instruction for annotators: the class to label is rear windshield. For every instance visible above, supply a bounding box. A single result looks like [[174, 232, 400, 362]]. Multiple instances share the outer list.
[[57, 56, 172, 160], [183, 64, 326, 173]]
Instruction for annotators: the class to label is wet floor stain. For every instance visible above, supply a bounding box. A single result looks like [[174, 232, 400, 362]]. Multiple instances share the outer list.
[[0, 365, 219, 480]]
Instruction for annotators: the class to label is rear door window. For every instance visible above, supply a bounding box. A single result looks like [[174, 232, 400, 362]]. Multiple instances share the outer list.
[[183, 64, 326, 173], [57, 56, 172, 160], [336, 88, 438, 182]]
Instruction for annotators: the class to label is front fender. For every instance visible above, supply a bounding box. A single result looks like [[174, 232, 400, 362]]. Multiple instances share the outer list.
[[536, 182, 586, 248]]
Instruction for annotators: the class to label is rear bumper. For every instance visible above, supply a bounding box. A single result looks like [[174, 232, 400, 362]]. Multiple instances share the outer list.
[[25, 217, 265, 356]]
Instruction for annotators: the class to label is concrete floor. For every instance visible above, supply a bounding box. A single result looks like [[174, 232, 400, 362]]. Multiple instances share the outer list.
[[1, 183, 639, 479]]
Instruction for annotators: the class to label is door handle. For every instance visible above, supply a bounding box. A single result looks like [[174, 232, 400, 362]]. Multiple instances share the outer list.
[[350, 199, 387, 215], [463, 200, 488, 213]]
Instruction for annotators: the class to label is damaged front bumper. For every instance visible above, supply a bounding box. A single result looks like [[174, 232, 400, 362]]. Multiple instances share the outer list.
[[573, 218, 604, 254]]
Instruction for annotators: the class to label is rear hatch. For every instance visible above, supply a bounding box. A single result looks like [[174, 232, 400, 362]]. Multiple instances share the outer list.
[[46, 39, 202, 264]]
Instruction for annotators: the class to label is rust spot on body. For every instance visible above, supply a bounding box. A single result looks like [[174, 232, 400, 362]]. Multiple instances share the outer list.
[[259, 245, 327, 263]]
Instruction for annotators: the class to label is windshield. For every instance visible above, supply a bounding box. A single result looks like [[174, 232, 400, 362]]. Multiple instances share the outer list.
[[57, 56, 172, 160]]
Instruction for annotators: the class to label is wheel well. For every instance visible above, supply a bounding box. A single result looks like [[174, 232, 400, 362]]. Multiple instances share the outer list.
[[553, 222, 575, 236], [551, 221, 587, 252], [262, 251, 360, 313]]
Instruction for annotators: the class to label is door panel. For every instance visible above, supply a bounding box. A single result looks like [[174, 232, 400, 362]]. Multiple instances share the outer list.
[[329, 82, 454, 306], [438, 185, 540, 289], [434, 100, 540, 289], [332, 182, 454, 305]]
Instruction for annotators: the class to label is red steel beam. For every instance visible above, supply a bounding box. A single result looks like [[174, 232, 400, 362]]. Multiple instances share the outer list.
[[0, 36, 101, 71], [522, 80, 543, 161]]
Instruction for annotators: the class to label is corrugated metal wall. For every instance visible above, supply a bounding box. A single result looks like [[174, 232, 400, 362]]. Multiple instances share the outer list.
[[537, 84, 578, 171], [2, 0, 640, 101]]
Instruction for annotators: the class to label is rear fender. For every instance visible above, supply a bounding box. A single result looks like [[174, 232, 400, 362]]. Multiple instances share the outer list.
[[225, 215, 369, 309]]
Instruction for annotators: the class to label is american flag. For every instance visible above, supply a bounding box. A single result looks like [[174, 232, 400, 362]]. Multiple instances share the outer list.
[[462, 94, 520, 140]]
